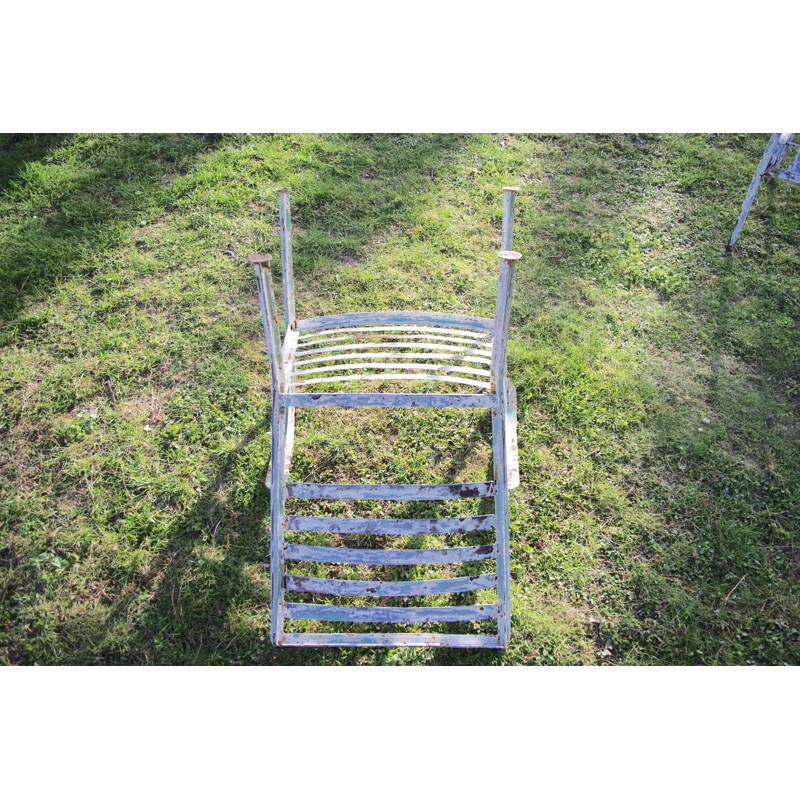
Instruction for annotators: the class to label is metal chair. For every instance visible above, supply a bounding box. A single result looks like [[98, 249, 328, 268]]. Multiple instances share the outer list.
[[249, 187, 521, 648], [727, 133, 800, 252]]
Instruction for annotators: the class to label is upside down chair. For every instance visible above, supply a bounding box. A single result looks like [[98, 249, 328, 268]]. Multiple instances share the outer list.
[[250, 186, 522, 648]]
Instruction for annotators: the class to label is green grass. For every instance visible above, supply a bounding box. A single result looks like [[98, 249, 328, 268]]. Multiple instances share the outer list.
[[1, 132, 799, 665]]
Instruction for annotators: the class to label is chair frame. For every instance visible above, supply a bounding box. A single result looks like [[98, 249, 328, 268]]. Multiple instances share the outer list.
[[250, 187, 522, 648]]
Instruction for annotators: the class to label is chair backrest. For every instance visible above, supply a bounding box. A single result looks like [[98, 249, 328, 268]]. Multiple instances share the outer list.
[[251, 187, 521, 397]]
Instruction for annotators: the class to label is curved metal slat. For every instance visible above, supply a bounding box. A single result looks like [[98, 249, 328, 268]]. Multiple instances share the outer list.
[[297, 333, 495, 350], [297, 325, 492, 341], [285, 544, 497, 564], [286, 514, 496, 533], [292, 373, 491, 390], [297, 312, 495, 333], [294, 351, 492, 368], [295, 341, 494, 359], [284, 603, 497, 623], [292, 362, 492, 379], [285, 573, 498, 597]]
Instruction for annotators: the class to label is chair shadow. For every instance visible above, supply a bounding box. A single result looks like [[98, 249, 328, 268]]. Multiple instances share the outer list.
[[104, 406, 504, 664], [13, 133, 798, 665]]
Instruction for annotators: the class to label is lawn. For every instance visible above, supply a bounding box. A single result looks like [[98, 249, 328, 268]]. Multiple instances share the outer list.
[[1, 132, 799, 665]]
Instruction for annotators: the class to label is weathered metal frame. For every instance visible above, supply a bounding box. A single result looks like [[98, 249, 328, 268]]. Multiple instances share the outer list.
[[250, 186, 522, 649], [727, 133, 800, 252]]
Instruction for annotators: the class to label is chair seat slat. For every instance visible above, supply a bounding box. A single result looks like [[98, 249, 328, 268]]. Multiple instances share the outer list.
[[281, 392, 495, 408], [284, 603, 497, 623], [285, 544, 497, 564], [287, 482, 495, 500], [281, 632, 501, 648], [285, 573, 498, 596], [286, 514, 496, 533]]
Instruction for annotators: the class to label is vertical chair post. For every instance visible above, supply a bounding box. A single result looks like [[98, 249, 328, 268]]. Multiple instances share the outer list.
[[277, 190, 298, 485], [277, 188, 297, 333], [249, 253, 287, 645], [250, 254, 285, 392], [492, 249, 521, 647], [500, 186, 521, 491], [501, 186, 520, 250]]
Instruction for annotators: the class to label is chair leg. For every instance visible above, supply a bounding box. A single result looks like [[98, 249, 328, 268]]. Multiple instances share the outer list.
[[266, 406, 295, 483], [506, 384, 520, 491], [727, 133, 782, 253], [493, 388, 512, 648], [269, 399, 287, 646]]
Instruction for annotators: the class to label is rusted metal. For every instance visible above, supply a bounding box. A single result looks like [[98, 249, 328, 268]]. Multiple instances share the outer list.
[[297, 325, 492, 341], [292, 373, 492, 390], [502, 186, 521, 250], [284, 543, 497, 564], [250, 187, 522, 648], [294, 351, 493, 368], [284, 573, 498, 597], [285, 514, 496, 534], [286, 481, 496, 500], [296, 332, 493, 348], [506, 383, 520, 490], [490, 249, 521, 648], [294, 341, 493, 359]]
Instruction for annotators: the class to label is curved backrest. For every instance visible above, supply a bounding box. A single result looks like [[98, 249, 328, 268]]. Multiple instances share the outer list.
[[252, 187, 521, 398]]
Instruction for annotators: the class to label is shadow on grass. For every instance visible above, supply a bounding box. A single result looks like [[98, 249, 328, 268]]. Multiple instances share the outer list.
[[0, 134, 75, 195], [117, 411, 506, 666], [0, 133, 224, 325], [7, 133, 800, 664]]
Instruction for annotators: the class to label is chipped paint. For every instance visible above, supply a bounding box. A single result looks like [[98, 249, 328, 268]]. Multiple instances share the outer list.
[[250, 187, 521, 648]]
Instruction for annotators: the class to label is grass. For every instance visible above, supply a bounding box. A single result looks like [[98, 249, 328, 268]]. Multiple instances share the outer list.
[[1, 132, 799, 665]]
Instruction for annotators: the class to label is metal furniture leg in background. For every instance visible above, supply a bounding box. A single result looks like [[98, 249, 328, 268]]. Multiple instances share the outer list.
[[727, 134, 784, 253]]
